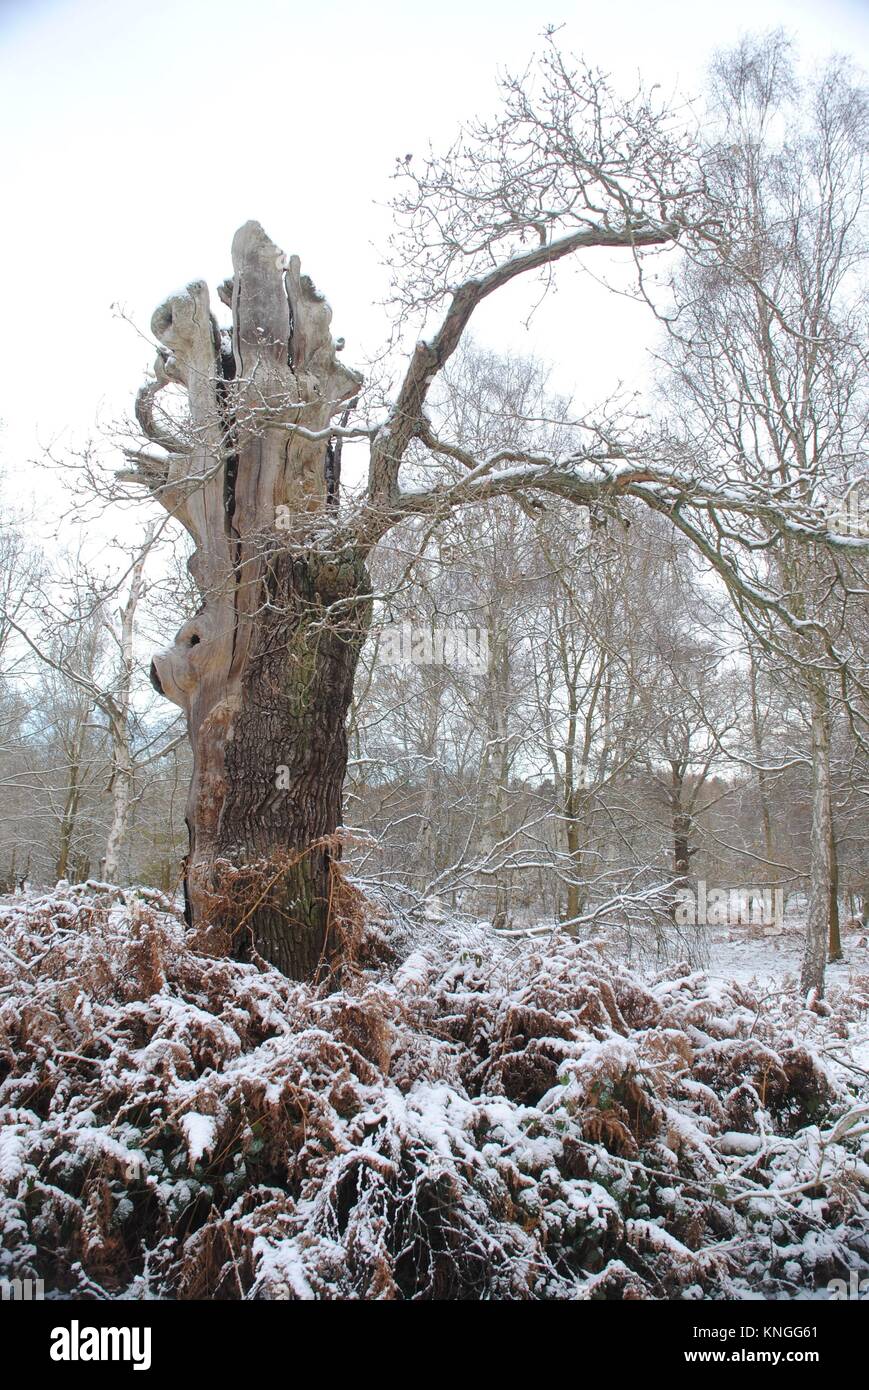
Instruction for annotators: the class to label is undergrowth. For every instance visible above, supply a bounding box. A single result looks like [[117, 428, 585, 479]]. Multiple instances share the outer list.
[[0, 882, 867, 1300]]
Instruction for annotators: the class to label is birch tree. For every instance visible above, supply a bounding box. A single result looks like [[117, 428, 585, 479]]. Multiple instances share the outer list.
[[5, 539, 184, 884], [661, 33, 868, 995]]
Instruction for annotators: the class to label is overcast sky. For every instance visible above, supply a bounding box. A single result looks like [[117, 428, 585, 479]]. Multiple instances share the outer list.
[[0, 0, 866, 540]]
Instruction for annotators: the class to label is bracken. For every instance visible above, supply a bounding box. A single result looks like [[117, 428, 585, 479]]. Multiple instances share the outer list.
[[0, 882, 867, 1300]]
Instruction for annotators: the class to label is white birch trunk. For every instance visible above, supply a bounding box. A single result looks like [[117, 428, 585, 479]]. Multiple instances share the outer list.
[[800, 676, 833, 998]]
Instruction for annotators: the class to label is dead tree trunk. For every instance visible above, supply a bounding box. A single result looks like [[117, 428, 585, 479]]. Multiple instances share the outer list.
[[129, 223, 368, 977]]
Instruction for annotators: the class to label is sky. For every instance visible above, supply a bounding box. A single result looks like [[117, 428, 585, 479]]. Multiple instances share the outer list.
[[0, 0, 866, 545]]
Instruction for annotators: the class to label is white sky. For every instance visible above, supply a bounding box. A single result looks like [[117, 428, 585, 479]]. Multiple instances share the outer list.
[[0, 0, 866, 541]]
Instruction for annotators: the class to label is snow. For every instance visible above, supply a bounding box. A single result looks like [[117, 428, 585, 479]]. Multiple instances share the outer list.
[[0, 881, 867, 1300], [180, 1114, 218, 1168], [718, 1132, 763, 1156], [707, 918, 869, 990], [250, 1237, 316, 1301]]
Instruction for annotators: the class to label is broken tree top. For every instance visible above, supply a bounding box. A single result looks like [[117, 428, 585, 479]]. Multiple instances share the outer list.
[[129, 221, 361, 544]]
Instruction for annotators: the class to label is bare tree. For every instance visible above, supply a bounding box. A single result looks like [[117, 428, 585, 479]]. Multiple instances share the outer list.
[[660, 33, 868, 995], [4, 539, 184, 884], [117, 34, 865, 979]]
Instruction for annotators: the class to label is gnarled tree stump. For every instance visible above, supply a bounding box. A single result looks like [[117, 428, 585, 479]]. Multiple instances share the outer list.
[[130, 222, 369, 977]]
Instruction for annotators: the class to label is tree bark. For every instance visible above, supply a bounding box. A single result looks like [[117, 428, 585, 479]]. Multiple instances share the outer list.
[[828, 815, 842, 963], [563, 823, 587, 926], [668, 761, 692, 923], [56, 717, 88, 881], [748, 650, 776, 882], [139, 223, 367, 977], [104, 539, 150, 883], [481, 620, 512, 930], [800, 677, 833, 998], [207, 547, 370, 976], [103, 740, 132, 885]]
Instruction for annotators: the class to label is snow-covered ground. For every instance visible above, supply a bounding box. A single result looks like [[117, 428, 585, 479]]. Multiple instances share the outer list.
[[704, 922, 869, 1084], [1, 882, 867, 1301], [707, 921, 869, 991]]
